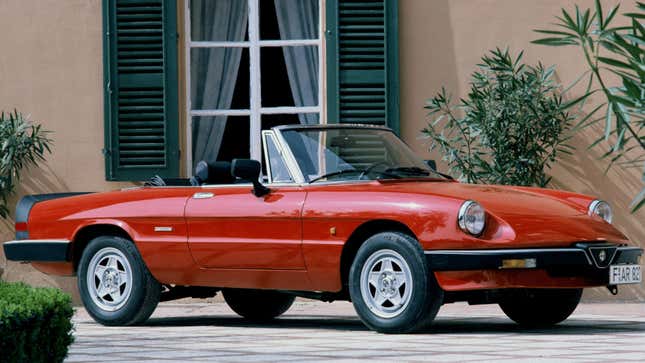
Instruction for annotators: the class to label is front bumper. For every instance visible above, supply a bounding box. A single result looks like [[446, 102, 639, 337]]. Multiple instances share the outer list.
[[425, 243, 642, 282], [3, 239, 71, 262]]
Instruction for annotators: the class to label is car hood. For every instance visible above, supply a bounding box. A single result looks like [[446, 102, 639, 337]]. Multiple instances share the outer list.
[[380, 181, 583, 217], [375, 180, 627, 245], [425, 183, 583, 218]]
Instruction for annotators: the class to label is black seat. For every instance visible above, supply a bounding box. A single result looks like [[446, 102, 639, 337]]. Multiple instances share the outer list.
[[190, 160, 234, 186], [208, 161, 234, 184]]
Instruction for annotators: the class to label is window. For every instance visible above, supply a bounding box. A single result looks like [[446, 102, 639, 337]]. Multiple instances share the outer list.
[[103, 0, 399, 181], [185, 0, 323, 174], [262, 130, 293, 183]]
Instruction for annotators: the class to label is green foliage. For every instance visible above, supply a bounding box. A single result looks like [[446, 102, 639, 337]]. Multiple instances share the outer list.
[[423, 48, 580, 187], [534, 1, 645, 212], [0, 282, 74, 363], [0, 110, 52, 218]]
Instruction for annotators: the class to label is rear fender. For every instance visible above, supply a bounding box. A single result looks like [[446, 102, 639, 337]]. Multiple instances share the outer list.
[[15, 193, 91, 240]]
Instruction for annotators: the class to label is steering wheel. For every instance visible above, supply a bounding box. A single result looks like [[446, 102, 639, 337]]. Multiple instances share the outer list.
[[358, 161, 391, 180]]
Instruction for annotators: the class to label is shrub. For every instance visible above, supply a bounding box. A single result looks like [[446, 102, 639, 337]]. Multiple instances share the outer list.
[[533, 1, 645, 211], [0, 282, 74, 363], [0, 110, 52, 218], [423, 48, 585, 187]]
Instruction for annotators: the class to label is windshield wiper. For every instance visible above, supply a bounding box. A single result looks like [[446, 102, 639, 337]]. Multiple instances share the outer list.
[[309, 169, 362, 183], [385, 166, 431, 176], [309, 169, 401, 183], [386, 166, 454, 180]]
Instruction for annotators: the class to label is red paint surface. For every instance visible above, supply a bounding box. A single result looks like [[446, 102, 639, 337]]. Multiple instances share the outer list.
[[22, 180, 632, 292]]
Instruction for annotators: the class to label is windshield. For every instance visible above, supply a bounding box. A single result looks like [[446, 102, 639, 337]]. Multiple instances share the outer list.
[[281, 127, 447, 183]]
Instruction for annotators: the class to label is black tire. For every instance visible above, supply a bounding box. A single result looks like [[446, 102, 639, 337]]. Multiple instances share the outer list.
[[499, 288, 582, 327], [223, 289, 295, 321], [348, 232, 443, 334], [78, 236, 161, 326]]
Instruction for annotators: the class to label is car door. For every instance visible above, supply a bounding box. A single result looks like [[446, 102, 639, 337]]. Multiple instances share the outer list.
[[185, 183, 306, 270]]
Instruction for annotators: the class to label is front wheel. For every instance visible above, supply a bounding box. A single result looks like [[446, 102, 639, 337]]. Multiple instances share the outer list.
[[223, 289, 295, 321], [349, 232, 443, 334], [499, 288, 582, 327], [78, 236, 161, 326]]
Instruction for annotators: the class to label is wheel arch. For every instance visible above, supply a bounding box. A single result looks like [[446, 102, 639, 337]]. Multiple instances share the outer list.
[[71, 223, 135, 272], [339, 219, 417, 289]]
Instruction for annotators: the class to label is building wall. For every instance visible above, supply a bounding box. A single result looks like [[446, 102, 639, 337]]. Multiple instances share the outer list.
[[0, 0, 643, 301], [399, 0, 645, 301], [0, 0, 132, 300]]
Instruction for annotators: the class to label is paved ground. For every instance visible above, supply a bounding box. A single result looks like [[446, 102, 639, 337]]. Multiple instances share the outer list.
[[67, 300, 645, 362]]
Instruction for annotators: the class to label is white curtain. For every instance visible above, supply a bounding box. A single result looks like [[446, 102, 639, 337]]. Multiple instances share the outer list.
[[274, 0, 319, 124], [191, 0, 247, 167]]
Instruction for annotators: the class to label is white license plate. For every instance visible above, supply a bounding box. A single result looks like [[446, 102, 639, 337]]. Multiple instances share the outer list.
[[609, 265, 642, 285]]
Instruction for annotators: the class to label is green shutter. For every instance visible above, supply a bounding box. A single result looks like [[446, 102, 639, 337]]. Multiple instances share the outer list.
[[326, 0, 399, 134], [103, 0, 179, 181]]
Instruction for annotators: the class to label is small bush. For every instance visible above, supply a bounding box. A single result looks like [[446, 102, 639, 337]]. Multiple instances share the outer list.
[[423, 48, 585, 187], [0, 110, 52, 218], [0, 282, 74, 363]]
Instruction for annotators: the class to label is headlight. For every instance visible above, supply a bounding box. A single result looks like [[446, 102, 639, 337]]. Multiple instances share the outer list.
[[458, 200, 486, 236], [588, 200, 613, 224]]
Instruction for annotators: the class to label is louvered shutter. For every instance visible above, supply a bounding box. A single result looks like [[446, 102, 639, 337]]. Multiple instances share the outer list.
[[103, 0, 179, 181], [326, 0, 399, 133]]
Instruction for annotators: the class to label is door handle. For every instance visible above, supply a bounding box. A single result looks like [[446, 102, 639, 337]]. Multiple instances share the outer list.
[[193, 192, 214, 199]]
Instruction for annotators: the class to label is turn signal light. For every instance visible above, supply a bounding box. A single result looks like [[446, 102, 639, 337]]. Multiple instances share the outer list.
[[501, 258, 537, 269], [15, 222, 28, 240], [15, 222, 27, 232]]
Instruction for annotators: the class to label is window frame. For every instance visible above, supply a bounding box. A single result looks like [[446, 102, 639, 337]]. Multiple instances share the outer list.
[[184, 0, 324, 175], [262, 130, 295, 184]]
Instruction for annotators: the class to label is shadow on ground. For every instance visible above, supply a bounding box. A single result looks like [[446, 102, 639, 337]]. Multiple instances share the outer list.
[[136, 314, 645, 335]]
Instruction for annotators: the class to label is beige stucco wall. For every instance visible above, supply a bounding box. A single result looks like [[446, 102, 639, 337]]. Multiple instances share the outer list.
[[0, 0, 133, 301], [0, 0, 643, 302], [399, 0, 645, 301]]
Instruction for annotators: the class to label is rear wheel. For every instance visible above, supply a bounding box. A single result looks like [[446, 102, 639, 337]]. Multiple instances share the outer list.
[[78, 236, 161, 326], [349, 232, 443, 333], [499, 288, 582, 327], [223, 289, 295, 321]]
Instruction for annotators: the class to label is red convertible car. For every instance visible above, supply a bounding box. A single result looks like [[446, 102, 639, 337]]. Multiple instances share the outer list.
[[3, 124, 643, 333]]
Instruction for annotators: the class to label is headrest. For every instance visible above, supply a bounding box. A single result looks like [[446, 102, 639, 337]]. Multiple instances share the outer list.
[[193, 160, 235, 185], [194, 161, 209, 183]]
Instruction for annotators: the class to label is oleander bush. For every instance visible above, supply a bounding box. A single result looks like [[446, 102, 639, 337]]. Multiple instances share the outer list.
[[0, 110, 52, 219], [423, 48, 586, 187], [0, 282, 74, 363]]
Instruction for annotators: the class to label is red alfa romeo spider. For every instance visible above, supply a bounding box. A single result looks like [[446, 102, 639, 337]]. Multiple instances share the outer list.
[[3, 124, 643, 333]]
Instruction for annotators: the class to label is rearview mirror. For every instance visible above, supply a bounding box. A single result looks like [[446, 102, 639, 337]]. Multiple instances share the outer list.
[[231, 159, 271, 197]]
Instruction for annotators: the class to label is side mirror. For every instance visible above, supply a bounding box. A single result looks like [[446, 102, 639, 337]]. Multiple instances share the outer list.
[[231, 159, 271, 197], [425, 160, 437, 171]]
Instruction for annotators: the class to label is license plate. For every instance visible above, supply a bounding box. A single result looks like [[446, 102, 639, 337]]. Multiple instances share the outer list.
[[609, 265, 642, 285]]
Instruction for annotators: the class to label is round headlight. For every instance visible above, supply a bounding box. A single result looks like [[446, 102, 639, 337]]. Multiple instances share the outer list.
[[588, 200, 613, 224], [458, 200, 486, 236]]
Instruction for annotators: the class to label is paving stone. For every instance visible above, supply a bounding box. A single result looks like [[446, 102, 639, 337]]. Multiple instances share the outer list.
[[65, 301, 645, 362]]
